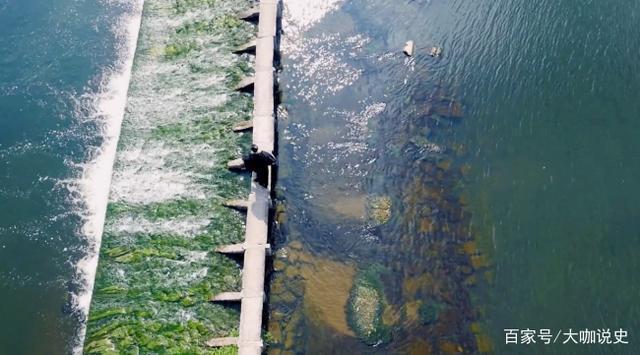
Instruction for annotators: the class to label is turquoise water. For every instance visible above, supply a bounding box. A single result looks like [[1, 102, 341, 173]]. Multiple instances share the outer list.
[[270, 0, 640, 354], [0, 0, 140, 353]]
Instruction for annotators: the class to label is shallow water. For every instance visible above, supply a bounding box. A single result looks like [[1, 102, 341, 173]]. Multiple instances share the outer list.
[[269, 0, 640, 354], [270, 0, 482, 353]]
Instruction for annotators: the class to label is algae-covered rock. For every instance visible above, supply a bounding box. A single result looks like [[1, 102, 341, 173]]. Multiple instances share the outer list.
[[418, 302, 442, 325], [366, 195, 392, 225], [347, 267, 391, 345], [350, 285, 379, 334]]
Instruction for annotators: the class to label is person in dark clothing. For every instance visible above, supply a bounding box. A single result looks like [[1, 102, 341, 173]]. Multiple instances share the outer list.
[[242, 144, 276, 188]]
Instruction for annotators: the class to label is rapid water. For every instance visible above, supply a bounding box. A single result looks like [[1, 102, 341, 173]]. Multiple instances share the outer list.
[[84, 0, 256, 352], [0, 0, 141, 353], [269, 0, 640, 354], [3, 0, 639, 353]]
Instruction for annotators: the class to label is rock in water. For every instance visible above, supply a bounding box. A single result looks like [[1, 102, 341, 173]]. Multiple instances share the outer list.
[[367, 195, 392, 225], [347, 267, 391, 345], [403, 40, 415, 57], [418, 302, 442, 325]]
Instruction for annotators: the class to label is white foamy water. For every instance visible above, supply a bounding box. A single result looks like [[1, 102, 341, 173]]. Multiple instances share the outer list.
[[107, 215, 211, 237], [101, 1, 243, 208], [110, 143, 218, 204], [74, 0, 252, 351], [67, 0, 144, 352]]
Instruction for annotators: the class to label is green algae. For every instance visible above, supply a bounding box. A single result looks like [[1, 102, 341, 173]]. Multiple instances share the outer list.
[[164, 41, 198, 59], [174, 0, 217, 14], [366, 195, 392, 225], [175, 16, 248, 38], [89, 308, 128, 322], [164, 12, 252, 60], [346, 266, 391, 346], [85, 0, 255, 352], [107, 199, 247, 222], [85, 317, 239, 354]]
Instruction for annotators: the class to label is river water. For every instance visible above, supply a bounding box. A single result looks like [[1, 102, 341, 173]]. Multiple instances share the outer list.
[[269, 0, 640, 354], [83, 0, 257, 353], [1, 0, 639, 354], [0, 0, 141, 353]]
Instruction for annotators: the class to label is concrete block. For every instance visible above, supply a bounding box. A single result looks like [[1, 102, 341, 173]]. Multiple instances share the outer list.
[[255, 37, 275, 71], [239, 296, 265, 343], [216, 243, 245, 254], [232, 120, 253, 132], [227, 158, 245, 170], [211, 291, 242, 302], [206, 337, 239, 348], [232, 40, 257, 55], [234, 77, 255, 92], [252, 70, 275, 116], [238, 342, 263, 355], [403, 40, 415, 57], [222, 199, 248, 211], [239, 6, 260, 22], [252, 115, 275, 153], [258, 2, 278, 38]]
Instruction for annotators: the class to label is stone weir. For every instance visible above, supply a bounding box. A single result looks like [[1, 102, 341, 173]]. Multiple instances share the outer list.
[[208, 0, 280, 354]]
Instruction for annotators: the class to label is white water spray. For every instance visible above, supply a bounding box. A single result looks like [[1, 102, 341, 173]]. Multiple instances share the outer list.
[[70, 0, 144, 352]]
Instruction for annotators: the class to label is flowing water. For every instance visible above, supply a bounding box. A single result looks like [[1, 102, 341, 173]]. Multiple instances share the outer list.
[[269, 0, 640, 354], [84, 0, 257, 353], [2, 0, 639, 354], [0, 0, 141, 353]]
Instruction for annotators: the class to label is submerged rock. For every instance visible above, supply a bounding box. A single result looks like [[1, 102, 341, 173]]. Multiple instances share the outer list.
[[367, 195, 392, 225], [416, 87, 464, 120], [434, 99, 463, 119], [347, 268, 391, 345], [418, 302, 442, 325]]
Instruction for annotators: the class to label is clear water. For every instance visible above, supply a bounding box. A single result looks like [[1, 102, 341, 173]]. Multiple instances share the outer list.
[[0, 0, 140, 353], [269, 0, 640, 354], [3, 0, 639, 353]]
